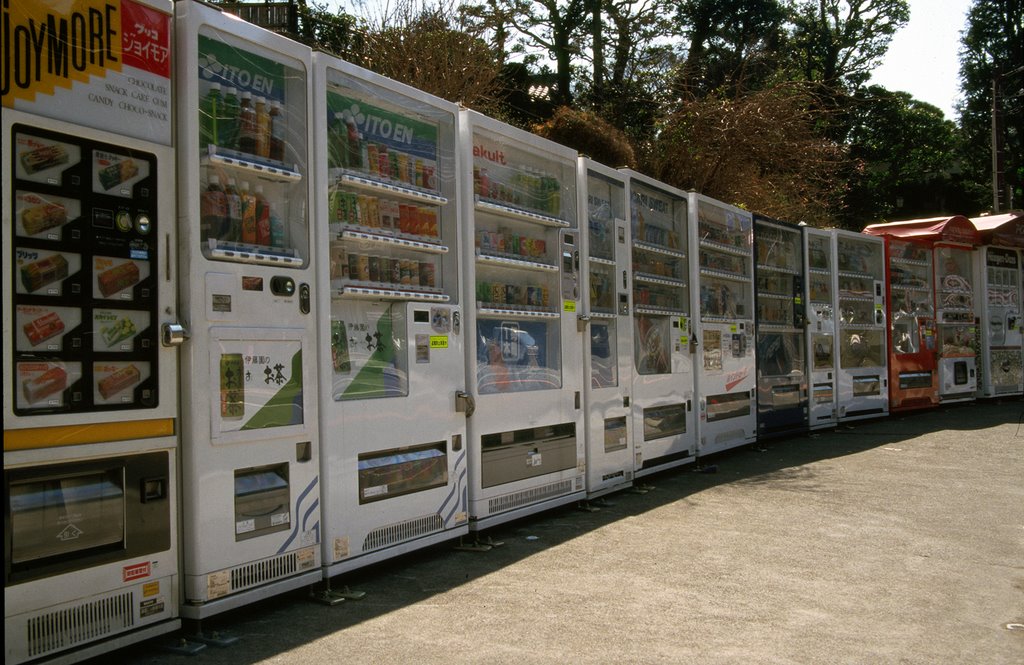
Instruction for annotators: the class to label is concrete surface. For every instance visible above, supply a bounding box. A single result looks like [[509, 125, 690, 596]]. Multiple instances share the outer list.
[[110, 401, 1023, 664]]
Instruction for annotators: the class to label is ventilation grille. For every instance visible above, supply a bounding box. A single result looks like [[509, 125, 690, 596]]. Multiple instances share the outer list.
[[230, 552, 297, 593], [488, 480, 573, 515], [363, 514, 443, 552], [27, 591, 134, 658]]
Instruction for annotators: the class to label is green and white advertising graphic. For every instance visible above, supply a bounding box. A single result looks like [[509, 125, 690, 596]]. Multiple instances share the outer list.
[[326, 91, 438, 161], [215, 339, 304, 433], [198, 33, 287, 103], [332, 302, 409, 401]]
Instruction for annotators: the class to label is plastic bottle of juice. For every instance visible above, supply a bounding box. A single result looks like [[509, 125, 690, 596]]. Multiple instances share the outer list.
[[199, 82, 221, 152], [240, 181, 257, 245], [254, 184, 271, 245], [200, 174, 227, 241], [224, 177, 242, 242], [238, 92, 257, 155], [220, 86, 240, 150], [255, 97, 270, 158], [269, 101, 285, 162]]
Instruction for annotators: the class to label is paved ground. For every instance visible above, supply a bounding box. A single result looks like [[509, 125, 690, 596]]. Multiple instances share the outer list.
[[111, 401, 1023, 664]]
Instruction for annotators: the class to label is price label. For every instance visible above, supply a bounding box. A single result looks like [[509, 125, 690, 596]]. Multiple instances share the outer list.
[[563, 300, 577, 313], [429, 336, 449, 349]]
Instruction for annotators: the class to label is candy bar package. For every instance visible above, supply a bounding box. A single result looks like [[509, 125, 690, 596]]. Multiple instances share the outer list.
[[100, 316, 138, 348], [22, 366, 68, 403], [97, 364, 141, 400], [21, 201, 67, 235], [98, 158, 139, 190], [97, 261, 141, 297], [20, 254, 69, 292], [23, 311, 65, 346], [19, 143, 69, 174]]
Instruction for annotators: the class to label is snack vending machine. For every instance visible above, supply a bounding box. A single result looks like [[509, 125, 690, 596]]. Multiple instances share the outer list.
[[622, 171, 697, 475], [175, 1, 320, 618], [832, 230, 888, 420], [931, 221, 981, 402], [804, 228, 839, 429], [689, 194, 756, 456], [4, 0, 180, 661], [861, 222, 940, 412], [460, 110, 584, 528], [313, 54, 468, 575], [579, 160, 633, 497], [969, 213, 1024, 397], [753, 215, 807, 437]]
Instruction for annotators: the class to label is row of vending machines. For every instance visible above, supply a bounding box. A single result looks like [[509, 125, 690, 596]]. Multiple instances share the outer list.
[[4, 2, 1023, 663]]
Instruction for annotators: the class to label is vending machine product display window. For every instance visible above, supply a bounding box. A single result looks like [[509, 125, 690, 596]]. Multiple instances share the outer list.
[[196, 30, 309, 267], [804, 228, 838, 429]]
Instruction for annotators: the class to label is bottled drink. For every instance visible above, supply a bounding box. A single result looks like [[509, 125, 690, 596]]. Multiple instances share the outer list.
[[224, 177, 242, 242], [240, 181, 257, 244], [238, 91, 257, 155], [254, 184, 271, 246], [328, 112, 345, 169], [270, 211, 286, 248], [199, 82, 222, 152], [269, 101, 285, 162], [220, 87, 240, 150], [255, 97, 270, 158], [200, 175, 227, 241]]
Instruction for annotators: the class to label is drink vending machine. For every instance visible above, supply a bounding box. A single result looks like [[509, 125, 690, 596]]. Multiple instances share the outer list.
[[578, 160, 634, 497], [459, 110, 585, 528], [689, 194, 757, 456], [804, 228, 839, 429], [969, 213, 1024, 397], [3, 0, 181, 662], [832, 230, 889, 420], [621, 171, 697, 475], [313, 53, 468, 576], [861, 222, 940, 412], [174, 1, 321, 618], [753, 215, 807, 438]]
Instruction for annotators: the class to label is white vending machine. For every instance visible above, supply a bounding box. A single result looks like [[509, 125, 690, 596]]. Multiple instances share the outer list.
[[833, 230, 888, 421], [689, 194, 757, 456], [804, 228, 839, 429], [4, 0, 181, 661], [175, 1, 320, 618], [970, 213, 1024, 397], [460, 110, 585, 528], [579, 160, 634, 497], [313, 53, 468, 576], [622, 171, 697, 476]]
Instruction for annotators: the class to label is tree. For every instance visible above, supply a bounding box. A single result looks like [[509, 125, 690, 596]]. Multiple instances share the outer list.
[[958, 0, 1024, 212]]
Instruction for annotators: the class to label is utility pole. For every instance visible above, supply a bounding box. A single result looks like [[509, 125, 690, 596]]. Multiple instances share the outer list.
[[992, 64, 1024, 213]]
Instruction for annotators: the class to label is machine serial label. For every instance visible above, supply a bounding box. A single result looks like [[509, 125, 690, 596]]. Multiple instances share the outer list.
[[429, 335, 448, 349]]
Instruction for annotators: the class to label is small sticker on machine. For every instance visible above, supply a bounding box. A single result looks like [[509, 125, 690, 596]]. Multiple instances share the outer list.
[[363, 485, 388, 498], [563, 300, 576, 313], [236, 519, 255, 534], [429, 335, 448, 349]]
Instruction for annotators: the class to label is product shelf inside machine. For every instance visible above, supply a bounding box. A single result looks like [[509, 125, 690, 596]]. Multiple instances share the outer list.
[[333, 283, 450, 302], [335, 170, 448, 205], [475, 198, 570, 228], [204, 145, 302, 183], [337, 229, 449, 254]]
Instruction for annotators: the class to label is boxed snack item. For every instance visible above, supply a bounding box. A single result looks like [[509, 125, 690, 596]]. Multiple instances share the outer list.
[[20, 254, 69, 292], [97, 261, 141, 297], [100, 316, 138, 347], [98, 158, 139, 190], [98, 364, 141, 399], [20, 143, 69, 173], [23, 311, 65, 346], [23, 366, 68, 403], [21, 201, 67, 235]]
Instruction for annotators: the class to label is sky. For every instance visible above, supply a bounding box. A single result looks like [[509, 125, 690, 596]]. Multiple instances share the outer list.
[[869, 0, 974, 120], [327, 0, 974, 121]]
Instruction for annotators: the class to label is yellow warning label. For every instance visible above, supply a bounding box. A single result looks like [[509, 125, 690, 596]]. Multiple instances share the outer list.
[[143, 581, 160, 597], [430, 336, 448, 349], [563, 300, 577, 313]]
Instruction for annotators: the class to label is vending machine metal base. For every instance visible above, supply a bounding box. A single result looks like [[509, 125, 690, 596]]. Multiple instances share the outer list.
[[460, 111, 585, 530], [580, 160, 634, 498], [313, 54, 470, 577]]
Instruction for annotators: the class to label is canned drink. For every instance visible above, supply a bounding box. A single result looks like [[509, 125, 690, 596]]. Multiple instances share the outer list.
[[396, 153, 407, 183], [477, 280, 489, 303], [348, 253, 360, 281], [378, 145, 390, 178], [496, 231, 506, 254], [389, 151, 400, 181], [420, 262, 435, 288], [535, 239, 546, 257], [357, 254, 369, 281], [409, 260, 419, 287], [367, 144, 379, 175], [367, 196, 380, 227], [368, 255, 380, 282], [423, 164, 435, 190], [540, 286, 550, 307], [490, 283, 504, 304], [398, 205, 411, 233], [415, 159, 424, 188], [328, 189, 342, 225], [400, 259, 412, 285]]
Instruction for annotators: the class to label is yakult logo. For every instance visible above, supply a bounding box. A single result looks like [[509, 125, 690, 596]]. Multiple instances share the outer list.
[[473, 144, 507, 165]]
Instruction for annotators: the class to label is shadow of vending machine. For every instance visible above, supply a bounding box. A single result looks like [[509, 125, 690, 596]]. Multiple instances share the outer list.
[[579, 160, 634, 498], [969, 213, 1024, 397], [313, 53, 469, 576], [832, 230, 889, 420], [621, 171, 697, 475], [175, 1, 320, 618], [4, 0, 180, 661], [460, 110, 585, 529], [753, 215, 808, 438], [804, 228, 838, 430], [689, 194, 757, 456]]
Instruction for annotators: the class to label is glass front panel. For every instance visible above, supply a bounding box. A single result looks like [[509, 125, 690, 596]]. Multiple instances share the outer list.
[[630, 181, 689, 323], [635, 314, 671, 375], [590, 320, 618, 388], [587, 173, 625, 261], [807, 233, 832, 271], [476, 318, 560, 393], [889, 239, 934, 356], [936, 246, 976, 357], [357, 442, 447, 504], [986, 249, 1021, 347], [643, 403, 687, 441], [758, 332, 804, 377], [332, 304, 408, 400], [197, 30, 308, 265], [697, 201, 752, 322], [840, 328, 885, 368], [811, 333, 834, 370], [604, 416, 628, 453]]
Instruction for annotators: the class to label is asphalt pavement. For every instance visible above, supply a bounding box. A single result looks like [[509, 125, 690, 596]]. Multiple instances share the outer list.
[[110, 400, 1024, 665]]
